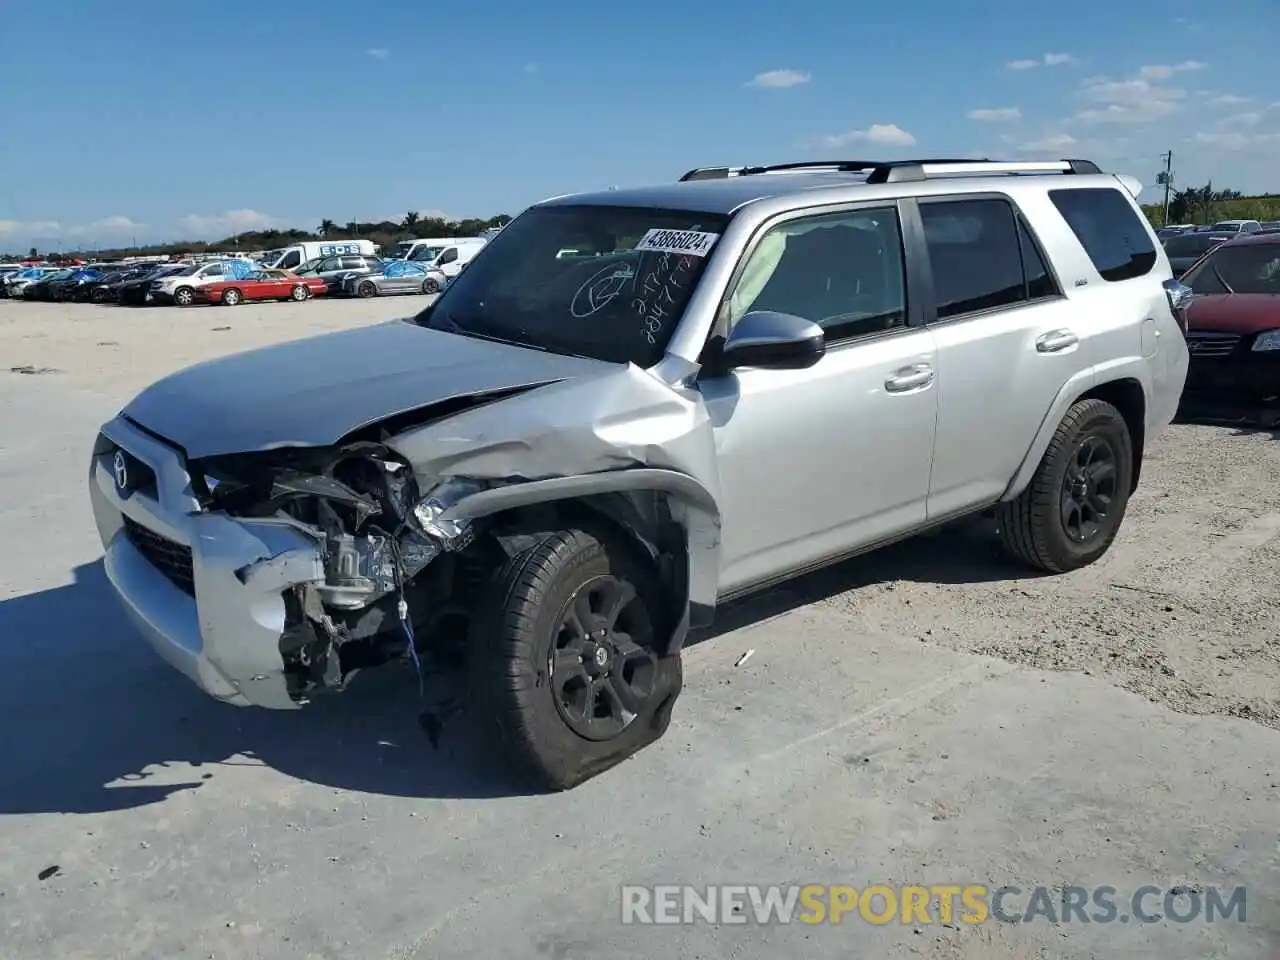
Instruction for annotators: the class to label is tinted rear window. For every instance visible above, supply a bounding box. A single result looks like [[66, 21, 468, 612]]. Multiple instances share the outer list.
[[1049, 187, 1158, 282], [1164, 234, 1224, 257]]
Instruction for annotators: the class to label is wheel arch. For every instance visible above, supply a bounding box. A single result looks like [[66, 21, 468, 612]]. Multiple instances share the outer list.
[[1002, 368, 1149, 501], [438, 469, 722, 656]]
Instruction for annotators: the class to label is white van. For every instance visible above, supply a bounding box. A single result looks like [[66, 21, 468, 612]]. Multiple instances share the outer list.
[[262, 239, 379, 271], [386, 236, 486, 272]]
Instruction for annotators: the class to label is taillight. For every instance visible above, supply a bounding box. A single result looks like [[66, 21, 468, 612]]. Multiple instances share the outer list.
[[1162, 278, 1193, 333]]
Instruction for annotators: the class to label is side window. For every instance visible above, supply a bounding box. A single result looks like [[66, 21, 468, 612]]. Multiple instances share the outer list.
[[724, 206, 907, 342], [437, 247, 459, 265], [339, 256, 366, 270], [920, 198, 1052, 320], [279, 250, 301, 269], [202, 264, 224, 278], [1048, 187, 1157, 282]]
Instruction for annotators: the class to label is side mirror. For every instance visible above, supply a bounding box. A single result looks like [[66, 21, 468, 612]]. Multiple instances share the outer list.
[[717, 310, 826, 372]]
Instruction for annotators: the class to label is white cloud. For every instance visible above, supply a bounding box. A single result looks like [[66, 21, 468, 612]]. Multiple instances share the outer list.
[[1195, 131, 1280, 151], [1222, 112, 1262, 127], [178, 210, 278, 237], [817, 123, 917, 148], [366, 48, 389, 59], [1210, 94, 1251, 105], [0, 219, 63, 236], [1139, 60, 1207, 80], [746, 69, 810, 89], [1072, 76, 1185, 124], [968, 107, 1021, 122], [1016, 133, 1078, 152], [1008, 53, 1078, 70], [0, 215, 143, 240]]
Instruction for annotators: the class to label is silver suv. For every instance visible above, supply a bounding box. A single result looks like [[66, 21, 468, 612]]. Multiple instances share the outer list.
[[89, 157, 1190, 790]]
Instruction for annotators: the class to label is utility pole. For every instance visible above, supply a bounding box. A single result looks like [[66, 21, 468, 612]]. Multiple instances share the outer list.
[[1157, 150, 1173, 225]]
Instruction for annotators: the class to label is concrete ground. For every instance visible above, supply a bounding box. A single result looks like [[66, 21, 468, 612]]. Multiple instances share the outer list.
[[0, 297, 1277, 960]]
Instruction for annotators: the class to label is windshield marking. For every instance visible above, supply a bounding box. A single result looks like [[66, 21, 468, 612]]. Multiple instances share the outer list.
[[634, 228, 721, 257], [571, 261, 637, 318]]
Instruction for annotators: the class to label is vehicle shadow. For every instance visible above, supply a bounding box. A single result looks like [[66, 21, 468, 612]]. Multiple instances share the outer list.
[[1175, 397, 1280, 439], [0, 519, 1020, 814]]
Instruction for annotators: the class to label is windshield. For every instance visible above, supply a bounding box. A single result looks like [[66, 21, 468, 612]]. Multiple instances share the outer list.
[[389, 241, 415, 259], [410, 245, 445, 262], [1183, 243, 1280, 295], [414, 204, 729, 365], [1210, 222, 1245, 232], [46, 269, 75, 280], [1164, 234, 1227, 257]]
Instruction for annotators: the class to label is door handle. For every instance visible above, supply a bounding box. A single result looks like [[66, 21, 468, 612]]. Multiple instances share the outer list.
[[885, 364, 935, 392], [1036, 329, 1078, 353]]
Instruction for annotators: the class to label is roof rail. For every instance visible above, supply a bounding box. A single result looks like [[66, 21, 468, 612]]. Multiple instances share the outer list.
[[678, 157, 1100, 184], [864, 158, 1101, 184]]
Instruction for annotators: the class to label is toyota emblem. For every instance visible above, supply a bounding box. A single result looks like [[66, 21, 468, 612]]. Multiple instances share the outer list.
[[113, 450, 130, 495]]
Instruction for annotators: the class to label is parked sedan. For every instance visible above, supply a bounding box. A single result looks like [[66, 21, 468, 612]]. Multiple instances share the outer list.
[[2, 266, 60, 298], [294, 253, 384, 296], [21, 268, 78, 300], [201, 269, 327, 305], [339, 259, 437, 297], [83, 265, 155, 302], [1179, 233, 1280, 402], [116, 264, 188, 305]]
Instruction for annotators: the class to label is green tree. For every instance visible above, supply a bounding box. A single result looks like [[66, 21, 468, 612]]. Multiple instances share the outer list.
[[318, 219, 336, 237], [27, 246, 37, 258], [402, 211, 420, 231]]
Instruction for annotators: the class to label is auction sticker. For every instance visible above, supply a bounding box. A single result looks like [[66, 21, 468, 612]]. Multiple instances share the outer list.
[[634, 229, 720, 257]]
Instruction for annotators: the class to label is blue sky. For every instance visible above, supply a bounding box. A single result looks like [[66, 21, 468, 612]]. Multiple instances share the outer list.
[[1, 0, 1277, 249]]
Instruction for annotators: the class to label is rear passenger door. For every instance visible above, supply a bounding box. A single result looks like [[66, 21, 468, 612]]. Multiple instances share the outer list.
[[910, 195, 1083, 518], [700, 203, 939, 595]]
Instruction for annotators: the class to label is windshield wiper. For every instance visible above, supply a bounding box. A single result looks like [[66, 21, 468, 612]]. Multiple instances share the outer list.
[[428, 313, 548, 352], [1211, 264, 1235, 294]]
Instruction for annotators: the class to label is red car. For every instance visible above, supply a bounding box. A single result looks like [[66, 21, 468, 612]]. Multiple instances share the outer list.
[[1179, 232, 1280, 401], [201, 270, 327, 306]]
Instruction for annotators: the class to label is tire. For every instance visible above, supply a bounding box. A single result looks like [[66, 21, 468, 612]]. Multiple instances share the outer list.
[[469, 526, 683, 791], [222, 288, 243, 306], [173, 286, 195, 307], [423, 277, 441, 294], [291, 284, 310, 301], [358, 280, 376, 298], [996, 398, 1134, 573]]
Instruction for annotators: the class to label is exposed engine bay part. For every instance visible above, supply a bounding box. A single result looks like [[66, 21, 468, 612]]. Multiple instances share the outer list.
[[201, 442, 498, 701]]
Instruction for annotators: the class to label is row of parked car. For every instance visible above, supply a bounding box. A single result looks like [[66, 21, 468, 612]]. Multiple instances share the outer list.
[[1159, 219, 1280, 277], [0, 242, 487, 307]]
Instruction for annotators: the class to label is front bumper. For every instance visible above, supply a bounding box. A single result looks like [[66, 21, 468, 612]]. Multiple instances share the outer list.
[[90, 416, 327, 708], [1183, 332, 1280, 399]]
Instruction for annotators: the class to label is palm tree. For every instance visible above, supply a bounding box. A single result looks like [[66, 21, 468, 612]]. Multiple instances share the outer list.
[[318, 219, 336, 238], [344, 221, 359, 236], [402, 211, 421, 231]]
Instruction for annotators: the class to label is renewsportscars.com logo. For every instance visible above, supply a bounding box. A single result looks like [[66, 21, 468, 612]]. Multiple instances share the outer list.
[[620, 884, 1248, 926]]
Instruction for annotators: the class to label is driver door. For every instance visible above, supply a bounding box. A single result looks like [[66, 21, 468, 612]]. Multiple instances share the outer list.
[[698, 203, 939, 596]]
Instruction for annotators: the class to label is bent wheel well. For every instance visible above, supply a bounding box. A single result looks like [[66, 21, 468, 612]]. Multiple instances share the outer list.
[[1079, 378, 1146, 492]]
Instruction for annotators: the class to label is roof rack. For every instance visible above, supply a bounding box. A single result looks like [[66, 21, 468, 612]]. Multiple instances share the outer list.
[[677, 158, 1101, 183]]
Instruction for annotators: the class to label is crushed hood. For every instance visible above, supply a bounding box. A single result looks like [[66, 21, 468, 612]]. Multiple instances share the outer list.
[[121, 319, 613, 458]]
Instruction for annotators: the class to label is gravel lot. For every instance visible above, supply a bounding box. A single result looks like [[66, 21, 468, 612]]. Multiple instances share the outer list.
[[1, 298, 1277, 959]]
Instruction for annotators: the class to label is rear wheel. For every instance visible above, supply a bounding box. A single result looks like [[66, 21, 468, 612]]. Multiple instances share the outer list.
[[173, 286, 195, 307], [358, 280, 377, 298], [469, 526, 683, 791], [423, 277, 441, 294], [291, 284, 310, 301], [222, 288, 243, 306], [996, 398, 1134, 573]]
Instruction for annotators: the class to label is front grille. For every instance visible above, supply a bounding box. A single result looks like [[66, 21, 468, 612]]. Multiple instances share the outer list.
[[1185, 332, 1240, 359], [123, 515, 195, 595]]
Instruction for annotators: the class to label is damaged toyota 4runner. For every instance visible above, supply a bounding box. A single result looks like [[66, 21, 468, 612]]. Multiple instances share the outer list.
[[90, 158, 1190, 790]]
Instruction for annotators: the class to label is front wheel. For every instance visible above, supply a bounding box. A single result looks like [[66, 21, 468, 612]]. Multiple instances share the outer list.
[[422, 277, 441, 294], [469, 527, 682, 791], [173, 286, 195, 307], [222, 288, 243, 306], [291, 284, 310, 301], [996, 398, 1134, 573], [358, 280, 377, 298]]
